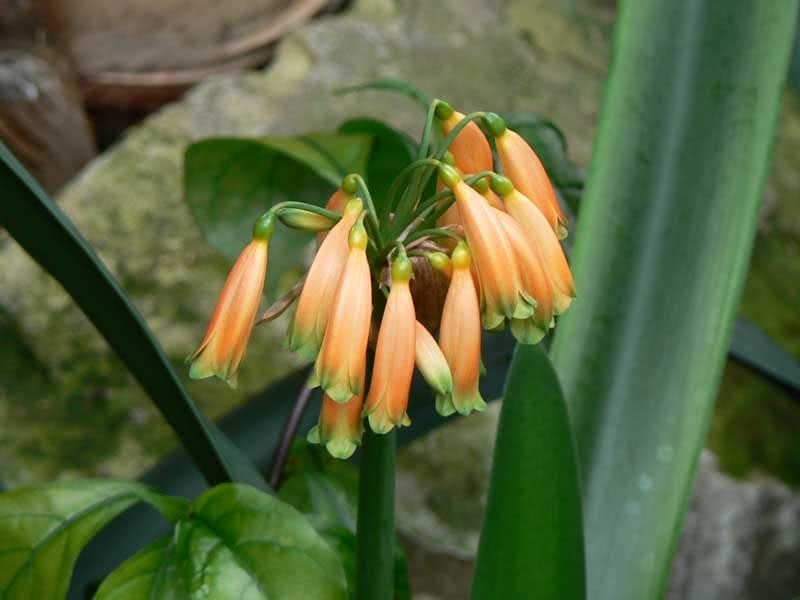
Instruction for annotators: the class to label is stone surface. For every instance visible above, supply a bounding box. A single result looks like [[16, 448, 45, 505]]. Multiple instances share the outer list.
[[667, 452, 800, 600]]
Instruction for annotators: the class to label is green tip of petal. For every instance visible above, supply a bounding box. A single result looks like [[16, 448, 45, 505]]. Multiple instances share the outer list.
[[341, 173, 360, 194], [434, 100, 454, 120], [482, 310, 506, 330], [188, 358, 214, 380], [326, 438, 358, 459], [324, 382, 355, 404], [452, 390, 487, 416], [435, 394, 457, 417], [401, 413, 411, 427], [484, 112, 507, 137], [307, 426, 321, 444], [368, 412, 396, 434], [511, 318, 547, 345]]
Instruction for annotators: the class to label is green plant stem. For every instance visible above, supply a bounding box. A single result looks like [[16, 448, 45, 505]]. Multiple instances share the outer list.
[[356, 429, 396, 600], [352, 174, 383, 247], [403, 227, 462, 246], [418, 99, 440, 160], [271, 201, 343, 220]]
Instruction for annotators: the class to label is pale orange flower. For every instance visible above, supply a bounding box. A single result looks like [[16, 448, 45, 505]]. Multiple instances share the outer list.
[[289, 197, 363, 359], [189, 214, 274, 387], [317, 188, 356, 245], [495, 128, 568, 239], [437, 242, 486, 416], [364, 255, 416, 433], [311, 219, 373, 403], [414, 321, 453, 397], [308, 387, 364, 459], [500, 186, 575, 314], [493, 208, 554, 343], [440, 109, 493, 175], [441, 165, 535, 329]]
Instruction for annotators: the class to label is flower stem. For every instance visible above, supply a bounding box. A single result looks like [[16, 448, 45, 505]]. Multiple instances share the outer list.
[[352, 174, 383, 247], [356, 429, 396, 600], [267, 380, 314, 489]]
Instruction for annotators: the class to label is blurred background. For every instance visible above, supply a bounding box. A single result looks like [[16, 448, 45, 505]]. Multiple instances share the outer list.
[[1, 0, 798, 598]]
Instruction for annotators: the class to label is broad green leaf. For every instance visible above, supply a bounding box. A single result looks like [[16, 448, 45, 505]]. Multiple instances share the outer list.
[[335, 78, 431, 109], [279, 441, 411, 600], [338, 119, 417, 220], [184, 134, 372, 297], [0, 142, 268, 491], [551, 3, 798, 599], [95, 484, 347, 600], [471, 345, 585, 600], [0, 480, 187, 600]]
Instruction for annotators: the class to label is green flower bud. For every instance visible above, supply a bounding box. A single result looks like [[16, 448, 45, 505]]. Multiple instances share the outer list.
[[484, 112, 507, 137], [278, 208, 338, 232], [434, 100, 454, 121], [437, 164, 461, 189], [490, 174, 515, 197]]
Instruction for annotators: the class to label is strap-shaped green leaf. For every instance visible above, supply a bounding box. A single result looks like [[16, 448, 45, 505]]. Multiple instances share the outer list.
[[0, 480, 187, 600], [95, 484, 347, 600], [471, 344, 585, 600], [551, 3, 799, 599], [0, 142, 267, 491]]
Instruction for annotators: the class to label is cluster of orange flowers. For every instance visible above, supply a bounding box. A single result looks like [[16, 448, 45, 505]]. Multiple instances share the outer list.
[[188, 102, 575, 458]]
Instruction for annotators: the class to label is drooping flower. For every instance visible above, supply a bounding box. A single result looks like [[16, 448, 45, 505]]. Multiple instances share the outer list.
[[311, 218, 373, 403], [488, 113, 568, 239], [493, 208, 554, 343], [317, 187, 357, 245], [414, 321, 453, 397], [439, 164, 535, 329], [364, 255, 416, 433], [438, 105, 493, 175], [289, 197, 363, 359], [188, 213, 274, 387], [437, 242, 486, 416], [307, 387, 364, 459], [492, 176, 575, 314]]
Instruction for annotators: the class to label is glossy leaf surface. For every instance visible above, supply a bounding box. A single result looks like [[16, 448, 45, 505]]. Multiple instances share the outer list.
[[0, 480, 186, 600], [95, 484, 347, 600]]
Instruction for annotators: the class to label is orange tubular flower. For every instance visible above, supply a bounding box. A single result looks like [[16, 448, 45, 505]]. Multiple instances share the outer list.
[[493, 208, 554, 343], [308, 388, 364, 459], [491, 118, 568, 239], [440, 164, 535, 329], [312, 218, 373, 403], [414, 321, 453, 397], [317, 188, 357, 245], [189, 213, 274, 387], [364, 255, 416, 433], [289, 197, 363, 360], [494, 179, 575, 314], [439, 108, 493, 175], [437, 242, 486, 416]]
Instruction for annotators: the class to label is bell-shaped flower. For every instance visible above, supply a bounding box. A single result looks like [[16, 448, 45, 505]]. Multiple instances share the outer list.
[[311, 218, 373, 403], [493, 208, 554, 343], [492, 119, 568, 239], [414, 320, 453, 397], [439, 106, 493, 175], [289, 197, 363, 359], [440, 164, 535, 329], [189, 213, 274, 387], [437, 242, 486, 416], [364, 255, 416, 433], [493, 179, 575, 314], [308, 387, 364, 459]]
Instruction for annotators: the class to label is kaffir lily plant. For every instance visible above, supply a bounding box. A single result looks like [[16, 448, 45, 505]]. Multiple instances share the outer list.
[[188, 101, 575, 459]]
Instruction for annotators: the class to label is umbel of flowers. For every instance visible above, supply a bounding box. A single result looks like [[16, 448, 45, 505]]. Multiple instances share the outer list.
[[188, 100, 575, 459]]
